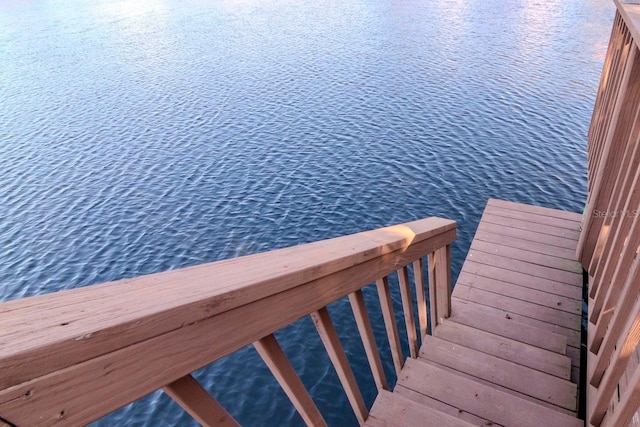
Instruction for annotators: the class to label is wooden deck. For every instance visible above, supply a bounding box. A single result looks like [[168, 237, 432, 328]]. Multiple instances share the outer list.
[[367, 198, 585, 427]]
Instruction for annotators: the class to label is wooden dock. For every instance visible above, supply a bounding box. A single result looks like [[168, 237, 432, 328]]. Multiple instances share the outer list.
[[367, 198, 584, 427]]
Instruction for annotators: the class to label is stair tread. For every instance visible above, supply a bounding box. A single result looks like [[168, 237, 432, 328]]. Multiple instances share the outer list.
[[433, 320, 572, 380], [366, 389, 475, 427], [448, 298, 567, 354], [419, 335, 577, 411], [396, 358, 583, 427]]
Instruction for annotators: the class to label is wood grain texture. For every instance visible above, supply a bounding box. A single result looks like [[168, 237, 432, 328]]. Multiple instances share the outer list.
[[348, 290, 387, 391], [376, 277, 404, 377], [397, 267, 418, 358], [311, 308, 368, 426], [412, 259, 428, 341], [254, 334, 327, 427], [163, 375, 240, 427]]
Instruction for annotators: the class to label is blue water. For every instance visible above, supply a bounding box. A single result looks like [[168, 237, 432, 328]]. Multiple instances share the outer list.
[[0, 0, 613, 425]]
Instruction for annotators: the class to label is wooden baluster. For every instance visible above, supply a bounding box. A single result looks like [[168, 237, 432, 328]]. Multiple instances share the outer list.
[[603, 360, 640, 427], [311, 308, 368, 426], [413, 258, 428, 340], [589, 293, 640, 426], [163, 374, 239, 427], [429, 245, 452, 328], [427, 252, 438, 333], [376, 276, 404, 377], [254, 334, 327, 427], [397, 266, 418, 358], [578, 42, 638, 267], [348, 290, 388, 391]]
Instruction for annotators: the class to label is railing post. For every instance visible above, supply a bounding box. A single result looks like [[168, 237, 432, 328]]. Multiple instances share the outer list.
[[428, 244, 452, 329]]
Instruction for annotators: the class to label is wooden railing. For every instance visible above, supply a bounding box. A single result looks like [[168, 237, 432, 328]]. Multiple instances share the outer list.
[[577, 1, 640, 426], [0, 217, 456, 426]]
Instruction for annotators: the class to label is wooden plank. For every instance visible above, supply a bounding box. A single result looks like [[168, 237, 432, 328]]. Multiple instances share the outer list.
[[433, 320, 572, 380], [427, 253, 438, 333], [462, 261, 582, 300], [589, 280, 640, 425], [376, 277, 404, 377], [433, 245, 452, 324], [253, 335, 327, 427], [365, 390, 474, 427], [394, 385, 500, 426], [0, 218, 456, 391], [603, 361, 640, 427], [578, 45, 640, 267], [465, 250, 582, 286], [418, 335, 578, 411], [481, 213, 581, 241], [448, 299, 566, 354], [163, 374, 240, 427], [483, 204, 581, 231], [451, 298, 579, 348], [456, 272, 582, 315], [348, 290, 387, 391], [412, 259, 428, 340], [477, 221, 579, 250], [0, 232, 455, 427], [473, 229, 577, 260], [487, 199, 582, 222], [311, 308, 368, 426], [397, 358, 583, 427], [397, 267, 418, 358], [470, 240, 582, 273], [453, 284, 581, 331]]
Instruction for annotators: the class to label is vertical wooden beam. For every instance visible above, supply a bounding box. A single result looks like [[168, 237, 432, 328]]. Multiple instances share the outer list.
[[163, 374, 240, 427], [413, 258, 428, 340], [348, 290, 388, 391], [603, 362, 640, 427], [427, 252, 438, 333], [376, 277, 404, 377], [578, 44, 639, 267], [429, 245, 451, 324], [254, 334, 327, 427], [397, 267, 418, 358], [311, 308, 368, 426]]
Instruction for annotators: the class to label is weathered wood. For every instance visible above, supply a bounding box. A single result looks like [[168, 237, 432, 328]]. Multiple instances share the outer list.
[[0, 217, 456, 392], [163, 374, 240, 427], [483, 204, 581, 231], [253, 335, 327, 427], [397, 358, 583, 427], [412, 258, 428, 340], [481, 213, 581, 241], [578, 43, 639, 267], [487, 198, 582, 222], [311, 308, 368, 426], [433, 245, 451, 325], [462, 261, 583, 300], [470, 240, 582, 273], [0, 227, 456, 426], [433, 320, 572, 380], [477, 220, 579, 250], [418, 335, 578, 411], [453, 284, 581, 331], [348, 290, 387, 391], [603, 356, 640, 427], [456, 272, 582, 315], [448, 299, 567, 354], [465, 249, 582, 286], [473, 229, 577, 260], [375, 277, 404, 377], [365, 390, 475, 427], [397, 267, 418, 358]]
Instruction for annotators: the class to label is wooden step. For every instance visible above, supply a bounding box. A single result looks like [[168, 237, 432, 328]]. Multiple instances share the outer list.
[[452, 284, 581, 331], [397, 358, 583, 427], [366, 389, 475, 427], [433, 320, 572, 380], [448, 298, 567, 354], [451, 298, 580, 348], [470, 240, 582, 273], [419, 335, 577, 411], [486, 199, 582, 222], [455, 272, 582, 315]]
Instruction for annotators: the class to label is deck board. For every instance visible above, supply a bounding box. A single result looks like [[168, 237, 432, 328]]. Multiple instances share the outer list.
[[365, 199, 585, 426]]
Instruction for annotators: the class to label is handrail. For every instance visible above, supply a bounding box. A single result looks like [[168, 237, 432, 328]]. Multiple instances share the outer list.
[[0, 216, 456, 426], [578, 1, 640, 425]]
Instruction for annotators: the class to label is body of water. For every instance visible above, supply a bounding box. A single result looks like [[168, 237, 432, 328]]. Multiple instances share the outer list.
[[0, 0, 614, 425]]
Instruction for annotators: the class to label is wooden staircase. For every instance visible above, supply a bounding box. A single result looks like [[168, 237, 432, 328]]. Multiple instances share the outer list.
[[366, 199, 584, 427]]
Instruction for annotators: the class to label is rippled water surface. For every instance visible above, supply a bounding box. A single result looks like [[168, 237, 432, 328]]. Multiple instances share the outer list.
[[0, 0, 614, 425]]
